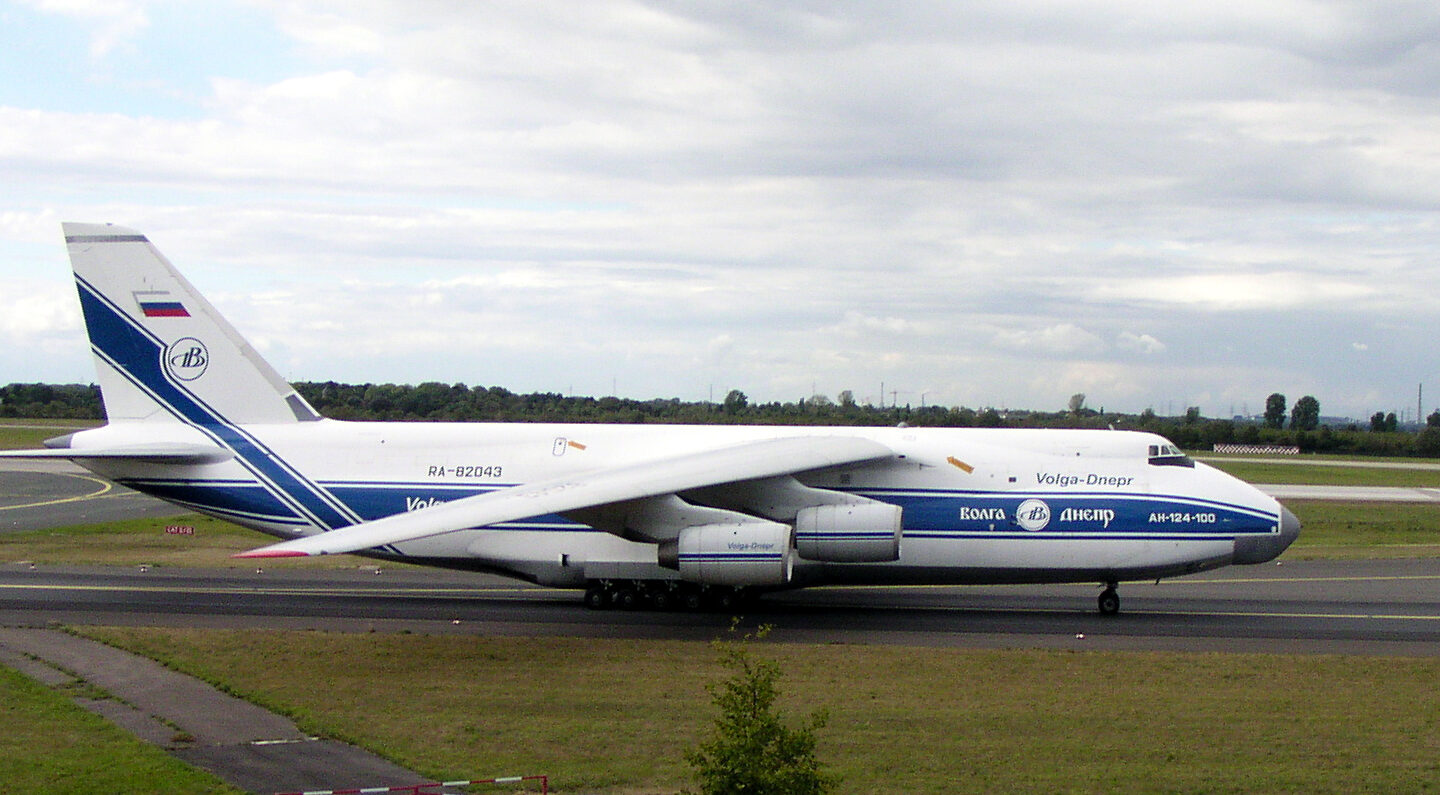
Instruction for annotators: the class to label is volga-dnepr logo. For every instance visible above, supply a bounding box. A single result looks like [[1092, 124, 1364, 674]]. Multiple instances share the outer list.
[[1015, 499, 1051, 531], [165, 337, 209, 382]]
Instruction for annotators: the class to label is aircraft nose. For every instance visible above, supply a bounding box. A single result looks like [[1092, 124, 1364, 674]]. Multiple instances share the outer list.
[[1279, 505, 1301, 547], [1232, 505, 1301, 564]]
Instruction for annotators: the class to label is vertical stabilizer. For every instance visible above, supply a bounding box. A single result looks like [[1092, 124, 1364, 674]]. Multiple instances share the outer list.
[[63, 223, 320, 425]]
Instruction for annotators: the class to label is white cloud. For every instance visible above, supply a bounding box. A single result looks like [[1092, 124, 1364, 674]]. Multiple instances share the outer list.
[[991, 323, 1105, 356], [1031, 362, 1145, 406], [1087, 273, 1376, 311], [1117, 331, 1167, 354], [0, 280, 79, 335], [824, 311, 922, 338]]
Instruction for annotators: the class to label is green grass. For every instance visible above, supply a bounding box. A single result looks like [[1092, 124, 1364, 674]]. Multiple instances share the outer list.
[[1285, 501, 1440, 558], [76, 627, 1440, 794], [0, 418, 99, 427], [0, 419, 99, 451], [0, 663, 238, 793]]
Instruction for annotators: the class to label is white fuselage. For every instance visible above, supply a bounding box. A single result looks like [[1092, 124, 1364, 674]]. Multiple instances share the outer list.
[[72, 420, 1294, 589]]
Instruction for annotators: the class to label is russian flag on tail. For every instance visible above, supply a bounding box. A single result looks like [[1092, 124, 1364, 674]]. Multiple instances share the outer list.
[[133, 290, 190, 318]]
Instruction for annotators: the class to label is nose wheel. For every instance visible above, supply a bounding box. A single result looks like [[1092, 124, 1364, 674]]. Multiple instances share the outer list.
[[1097, 583, 1120, 615]]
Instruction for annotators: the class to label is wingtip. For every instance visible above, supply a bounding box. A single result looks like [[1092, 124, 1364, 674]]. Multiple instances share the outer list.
[[232, 549, 311, 559]]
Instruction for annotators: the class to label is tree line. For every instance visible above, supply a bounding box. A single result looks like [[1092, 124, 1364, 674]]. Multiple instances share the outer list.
[[0, 383, 102, 419], [5, 380, 1440, 457]]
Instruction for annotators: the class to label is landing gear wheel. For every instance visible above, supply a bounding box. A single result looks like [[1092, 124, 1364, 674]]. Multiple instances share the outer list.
[[615, 588, 641, 610], [680, 588, 704, 611], [650, 589, 673, 611], [583, 586, 610, 610], [713, 587, 741, 611], [710, 587, 755, 612], [1097, 586, 1120, 616]]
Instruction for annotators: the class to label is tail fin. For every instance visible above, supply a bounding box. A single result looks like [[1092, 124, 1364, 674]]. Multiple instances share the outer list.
[[63, 223, 321, 425]]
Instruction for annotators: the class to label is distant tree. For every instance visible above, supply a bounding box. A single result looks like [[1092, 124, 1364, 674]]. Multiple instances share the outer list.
[[1184, 406, 1201, 424], [1290, 396, 1321, 431], [0, 383, 103, 419], [1264, 393, 1287, 429], [722, 389, 749, 415], [808, 394, 833, 408], [1416, 427, 1440, 457], [1428, 410, 1440, 428], [1371, 411, 1388, 432], [1387, 412, 1399, 432], [1067, 393, 1086, 414], [1200, 419, 1236, 446]]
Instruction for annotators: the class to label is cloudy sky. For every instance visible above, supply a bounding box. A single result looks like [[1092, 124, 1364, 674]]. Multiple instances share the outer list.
[[3, 1, 1439, 420]]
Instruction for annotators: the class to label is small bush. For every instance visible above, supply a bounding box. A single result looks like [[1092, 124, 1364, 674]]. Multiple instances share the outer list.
[[686, 625, 836, 795]]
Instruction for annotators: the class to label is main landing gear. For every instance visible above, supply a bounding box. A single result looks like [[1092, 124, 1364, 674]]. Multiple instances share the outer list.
[[583, 580, 751, 612], [1097, 582, 1120, 616]]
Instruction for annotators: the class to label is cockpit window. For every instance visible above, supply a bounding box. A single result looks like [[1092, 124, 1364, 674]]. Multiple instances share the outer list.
[[1148, 443, 1195, 467]]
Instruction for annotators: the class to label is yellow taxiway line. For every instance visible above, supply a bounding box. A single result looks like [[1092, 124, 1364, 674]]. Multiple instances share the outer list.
[[0, 472, 114, 511]]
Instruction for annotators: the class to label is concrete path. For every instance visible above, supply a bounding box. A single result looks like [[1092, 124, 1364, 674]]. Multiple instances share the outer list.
[[0, 626, 450, 794]]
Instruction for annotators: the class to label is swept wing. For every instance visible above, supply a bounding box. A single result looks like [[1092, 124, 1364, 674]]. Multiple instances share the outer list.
[[236, 435, 892, 558]]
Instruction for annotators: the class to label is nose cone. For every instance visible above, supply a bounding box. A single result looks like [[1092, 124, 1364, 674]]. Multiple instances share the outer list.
[[1233, 505, 1301, 564]]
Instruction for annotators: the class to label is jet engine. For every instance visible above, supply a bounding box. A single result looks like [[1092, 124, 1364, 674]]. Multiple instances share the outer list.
[[795, 502, 902, 562], [657, 521, 794, 586]]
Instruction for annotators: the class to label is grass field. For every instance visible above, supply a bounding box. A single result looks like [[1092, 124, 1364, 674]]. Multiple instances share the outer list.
[[1286, 501, 1440, 558], [73, 627, 1440, 794], [0, 419, 99, 451], [0, 663, 237, 794]]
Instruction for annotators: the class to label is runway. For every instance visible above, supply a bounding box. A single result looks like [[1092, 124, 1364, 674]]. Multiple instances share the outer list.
[[2, 558, 1437, 655]]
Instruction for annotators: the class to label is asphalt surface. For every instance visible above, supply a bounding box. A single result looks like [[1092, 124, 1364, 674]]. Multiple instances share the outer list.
[[0, 458, 184, 532], [2, 557, 1438, 656], [1260, 483, 1440, 501]]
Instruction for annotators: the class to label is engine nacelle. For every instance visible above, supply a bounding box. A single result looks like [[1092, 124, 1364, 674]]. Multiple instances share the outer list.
[[795, 502, 902, 563], [657, 522, 794, 586]]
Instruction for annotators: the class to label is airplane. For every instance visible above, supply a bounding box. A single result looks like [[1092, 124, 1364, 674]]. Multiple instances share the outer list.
[[1, 223, 1299, 614]]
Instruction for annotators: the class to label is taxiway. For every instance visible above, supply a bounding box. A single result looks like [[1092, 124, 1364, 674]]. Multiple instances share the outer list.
[[1, 558, 1437, 656]]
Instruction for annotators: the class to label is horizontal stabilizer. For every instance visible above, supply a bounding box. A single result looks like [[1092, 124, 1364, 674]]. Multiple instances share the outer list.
[[0, 443, 233, 465], [236, 435, 892, 558]]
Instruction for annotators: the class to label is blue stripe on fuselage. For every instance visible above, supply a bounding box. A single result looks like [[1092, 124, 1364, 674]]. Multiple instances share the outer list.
[[77, 276, 357, 531], [115, 475, 1280, 546]]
